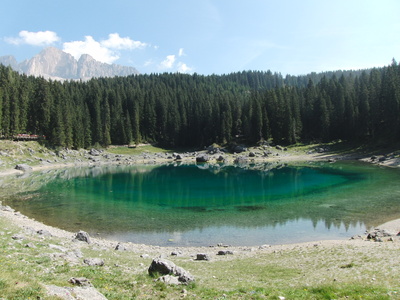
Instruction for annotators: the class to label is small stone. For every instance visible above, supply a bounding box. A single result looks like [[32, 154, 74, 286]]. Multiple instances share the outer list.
[[37, 229, 52, 236], [11, 234, 24, 240], [83, 258, 104, 266], [196, 155, 209, 163], [196, 253, 210, 261], [115, 243, 126, 251], [15, 164, 32, 172], [216, 155, 225, 162], [68, 277, 92, 287], [74, 231, 91, 244], [217, 250, 234, 255]]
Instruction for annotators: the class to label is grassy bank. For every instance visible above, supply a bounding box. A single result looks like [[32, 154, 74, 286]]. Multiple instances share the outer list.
[[1, 206, 400, 299]]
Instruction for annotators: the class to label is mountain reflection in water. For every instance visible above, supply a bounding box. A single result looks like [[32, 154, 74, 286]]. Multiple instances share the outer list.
[[2, 161, 400, 246]]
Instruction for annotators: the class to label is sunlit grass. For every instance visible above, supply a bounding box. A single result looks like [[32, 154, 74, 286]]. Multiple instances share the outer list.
[[0, 211, 399, 299], [107, 144, 172, 155]]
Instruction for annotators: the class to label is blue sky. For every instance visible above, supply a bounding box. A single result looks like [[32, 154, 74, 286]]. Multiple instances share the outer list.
[[1, 0, 399, 75]]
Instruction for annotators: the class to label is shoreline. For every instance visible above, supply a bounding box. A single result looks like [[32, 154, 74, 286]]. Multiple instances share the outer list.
[[2, 197, 400, 253], [2, 143, 400, 298], [1, 142, 400, 251]]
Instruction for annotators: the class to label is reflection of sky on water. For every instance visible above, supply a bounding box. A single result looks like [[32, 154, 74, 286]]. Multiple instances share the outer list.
[[3, 162, 400, 246], [106, 218, 366, 247]]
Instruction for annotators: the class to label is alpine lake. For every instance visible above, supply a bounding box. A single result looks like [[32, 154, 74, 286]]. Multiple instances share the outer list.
[[2, 160, 400, 247]]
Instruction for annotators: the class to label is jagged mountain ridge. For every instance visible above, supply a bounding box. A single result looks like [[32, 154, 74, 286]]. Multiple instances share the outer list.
[[0, 47, 139, 81]]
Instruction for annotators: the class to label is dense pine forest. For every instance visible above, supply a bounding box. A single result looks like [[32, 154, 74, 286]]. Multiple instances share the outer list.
[[0, 60, 399, 149]]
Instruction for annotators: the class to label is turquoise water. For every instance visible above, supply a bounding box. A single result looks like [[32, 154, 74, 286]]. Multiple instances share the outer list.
[[3, 161, 400, 246]]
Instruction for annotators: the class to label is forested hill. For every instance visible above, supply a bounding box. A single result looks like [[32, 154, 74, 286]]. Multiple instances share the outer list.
[[0, 61, 399, 149]]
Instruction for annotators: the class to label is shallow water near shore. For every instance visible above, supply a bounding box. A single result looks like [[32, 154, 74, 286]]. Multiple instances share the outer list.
[[3, 161, 400, 246]]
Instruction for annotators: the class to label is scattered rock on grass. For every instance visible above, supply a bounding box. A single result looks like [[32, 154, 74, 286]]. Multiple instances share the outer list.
[[15, 164, 32, 172], [115, 243, 126, 251], [37, 229, 52, 236], [11, 234, 25, 240], [217, 250, 234, 255], [196, 253, 210, 261], [68, 277, 93, 287], [148, 258, 194, 284], [83, 258, 104, 266], [74, 230, 91, 244]]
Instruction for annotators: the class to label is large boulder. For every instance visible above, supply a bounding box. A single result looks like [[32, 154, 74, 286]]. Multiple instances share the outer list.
[[148, 258, 194, 284]]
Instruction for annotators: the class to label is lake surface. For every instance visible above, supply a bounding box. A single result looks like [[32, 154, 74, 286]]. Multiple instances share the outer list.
[[3, 161, 400, 246]]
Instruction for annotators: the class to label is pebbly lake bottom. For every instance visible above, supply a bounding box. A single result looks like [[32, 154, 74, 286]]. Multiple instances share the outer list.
[[2, 161, 400, 246]]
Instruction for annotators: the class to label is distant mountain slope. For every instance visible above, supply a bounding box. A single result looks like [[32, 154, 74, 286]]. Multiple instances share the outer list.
[[0, 47, 139, 81]]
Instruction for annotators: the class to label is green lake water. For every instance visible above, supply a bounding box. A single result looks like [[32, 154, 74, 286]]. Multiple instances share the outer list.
[[2, 161, 400, 246]]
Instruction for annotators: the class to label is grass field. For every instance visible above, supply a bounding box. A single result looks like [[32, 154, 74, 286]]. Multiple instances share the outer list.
[[0, 212, 399, 299]]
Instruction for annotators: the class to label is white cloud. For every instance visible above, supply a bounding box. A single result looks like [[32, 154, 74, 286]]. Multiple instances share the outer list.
[[63, 34, 148, 64], [63, 36, 119, 64], [177, 62, 192, 73], [100, 33, 147, 50], [5, 30, 60, 46], [160, 55, 176, 69], [158, 50, 193, 73]]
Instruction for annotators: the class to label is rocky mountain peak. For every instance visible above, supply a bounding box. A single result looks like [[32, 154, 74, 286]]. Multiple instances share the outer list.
[[0, 47, 139, 81]]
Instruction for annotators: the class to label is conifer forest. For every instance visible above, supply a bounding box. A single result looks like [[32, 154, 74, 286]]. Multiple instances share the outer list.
[[0, 60, 399, 149]]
